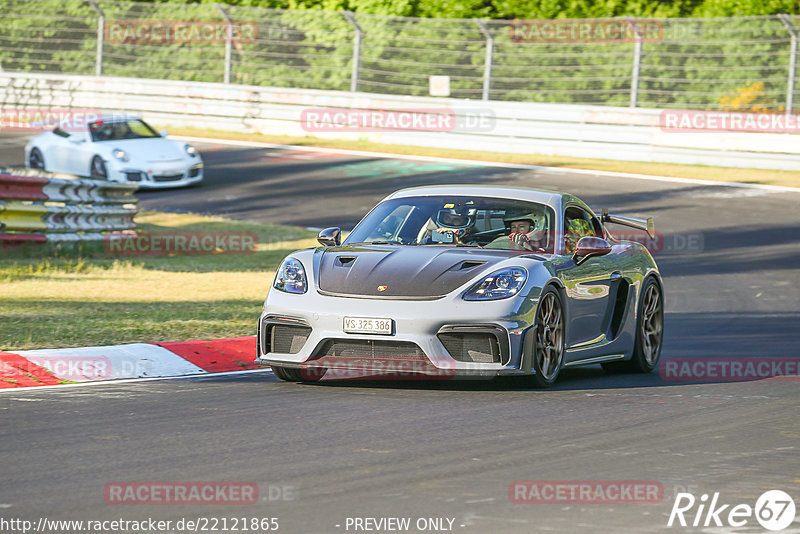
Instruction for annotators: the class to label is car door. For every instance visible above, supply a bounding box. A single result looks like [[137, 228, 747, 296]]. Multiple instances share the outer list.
[[48, 128, 90, 175], [558, 205, 616, 350], [43, 129, 71, 173], [65, 130, 93, 175]]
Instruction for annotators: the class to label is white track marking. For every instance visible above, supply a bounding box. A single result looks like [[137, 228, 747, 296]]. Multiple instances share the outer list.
[[0, 368, 273, 394]]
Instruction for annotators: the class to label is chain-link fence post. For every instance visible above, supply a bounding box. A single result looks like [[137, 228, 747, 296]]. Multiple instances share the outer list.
[[629, 18, 643, 108], [87, 0, 104, 76], [217, 4, 233, 84], [342, 11, 364, 92], [476, 20, 493, 101], [778, 14, 797, 114]]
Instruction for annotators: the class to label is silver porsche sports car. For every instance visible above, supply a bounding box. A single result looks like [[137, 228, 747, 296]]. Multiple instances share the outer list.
[[256, 185, 664, 387]]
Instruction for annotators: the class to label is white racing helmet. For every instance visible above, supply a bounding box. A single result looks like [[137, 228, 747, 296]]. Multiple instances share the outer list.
[[503, 209, 544, 231]]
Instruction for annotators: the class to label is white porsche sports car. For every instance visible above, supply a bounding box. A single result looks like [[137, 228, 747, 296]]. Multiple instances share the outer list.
[[24, 115, 203, 188]]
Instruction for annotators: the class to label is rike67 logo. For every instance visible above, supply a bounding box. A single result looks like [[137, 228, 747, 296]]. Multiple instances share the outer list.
[[668, 490, 796, 531]]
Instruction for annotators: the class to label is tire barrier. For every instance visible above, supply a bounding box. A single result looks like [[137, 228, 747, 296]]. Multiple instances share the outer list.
[[0, 167, 138, 243]]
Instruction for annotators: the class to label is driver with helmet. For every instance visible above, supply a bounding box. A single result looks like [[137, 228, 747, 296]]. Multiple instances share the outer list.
[[417, 205, 478, 244], [485, 210, 546, 251]]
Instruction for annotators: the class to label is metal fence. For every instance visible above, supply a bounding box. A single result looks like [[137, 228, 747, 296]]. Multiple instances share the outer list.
[[1, 0, 799, 112]]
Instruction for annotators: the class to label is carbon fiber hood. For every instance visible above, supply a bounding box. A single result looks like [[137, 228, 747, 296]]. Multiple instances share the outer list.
[[317, 245, 519, 298]]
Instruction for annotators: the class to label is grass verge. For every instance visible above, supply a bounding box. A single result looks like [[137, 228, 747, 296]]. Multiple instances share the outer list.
[[168, 126, 800, 189], [0, 211, 318, 351]]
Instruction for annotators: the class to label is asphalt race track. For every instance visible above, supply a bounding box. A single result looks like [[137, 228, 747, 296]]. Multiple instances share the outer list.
[[1, 134, 799, 533]]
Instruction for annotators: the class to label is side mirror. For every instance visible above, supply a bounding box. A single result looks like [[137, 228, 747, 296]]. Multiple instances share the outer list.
[[317, 227, 341, 247], [573, 236, 612, 263], [160, 130, 169, 137]]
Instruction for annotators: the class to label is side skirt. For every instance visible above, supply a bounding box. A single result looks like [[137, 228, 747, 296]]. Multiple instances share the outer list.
[[564, 354, 626, 367]]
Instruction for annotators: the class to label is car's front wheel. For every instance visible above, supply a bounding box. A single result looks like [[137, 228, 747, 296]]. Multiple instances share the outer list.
[[529, 287, 565, 388], [603, 276, 664, 374], [271, 365, 323, 383], [28, 148, 45, 170], [90, 156, 107, 179]]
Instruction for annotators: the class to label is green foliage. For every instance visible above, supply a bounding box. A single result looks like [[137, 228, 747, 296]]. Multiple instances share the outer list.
[[208, 0, 799, 18], [0, 0, 797, 110]]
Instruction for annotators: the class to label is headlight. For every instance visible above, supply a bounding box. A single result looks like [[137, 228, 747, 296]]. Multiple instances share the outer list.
[[273, 257, 307, 294], [185, 144, 198, 158], [112, 148, 129, 162], [463, 267, 527, 301]]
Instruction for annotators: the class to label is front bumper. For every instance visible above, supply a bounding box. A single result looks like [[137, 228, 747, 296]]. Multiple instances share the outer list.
[[109, 160, 203, 189], [256, 287, 539, 378]]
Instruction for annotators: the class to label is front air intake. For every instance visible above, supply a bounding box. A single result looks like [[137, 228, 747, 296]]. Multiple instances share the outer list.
[[311, 339, 425, 360], [261, 321, 312, 354], [438, 332, 502, 363]]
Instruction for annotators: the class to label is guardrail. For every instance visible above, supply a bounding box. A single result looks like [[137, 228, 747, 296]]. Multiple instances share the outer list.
[[0, 167, 138, 243], [1, 72, 800, 171]]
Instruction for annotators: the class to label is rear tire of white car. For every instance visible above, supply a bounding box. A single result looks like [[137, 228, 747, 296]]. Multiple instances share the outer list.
[[90, 156, 107, 179], [29, 148, 45, 170]]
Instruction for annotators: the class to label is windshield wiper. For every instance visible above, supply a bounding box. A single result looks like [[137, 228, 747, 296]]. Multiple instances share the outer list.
[[419, 242, 482, 248], [349, 240, 406, 245]]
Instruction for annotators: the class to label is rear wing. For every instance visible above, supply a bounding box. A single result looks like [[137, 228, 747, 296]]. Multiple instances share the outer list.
[[601, 208, 655, 239]]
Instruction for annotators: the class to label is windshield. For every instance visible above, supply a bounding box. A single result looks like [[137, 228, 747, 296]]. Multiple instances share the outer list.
[[345, 195, 556, 253], [89, 119, 160, 142]]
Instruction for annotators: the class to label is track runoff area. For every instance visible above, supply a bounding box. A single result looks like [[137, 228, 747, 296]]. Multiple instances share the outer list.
[[1, 132, 799, 533]]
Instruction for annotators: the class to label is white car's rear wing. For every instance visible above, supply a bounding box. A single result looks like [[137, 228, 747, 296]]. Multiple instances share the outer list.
[[601, 208, 655, 239]]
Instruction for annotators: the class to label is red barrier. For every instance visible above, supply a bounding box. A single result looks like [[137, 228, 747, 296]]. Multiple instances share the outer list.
[[0, 233, 48, 246], [0, 174, 49, 201]]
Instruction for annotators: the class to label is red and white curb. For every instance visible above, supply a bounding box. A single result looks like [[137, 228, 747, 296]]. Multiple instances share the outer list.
[[0, 336, 264, 389]]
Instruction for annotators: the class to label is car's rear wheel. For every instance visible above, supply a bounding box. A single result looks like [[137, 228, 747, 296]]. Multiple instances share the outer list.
[[602, 277, 664, 374], [29, 148, 45, 170], [90, 156, 107, 179], [271, 365, 323, 383], [529, 287, 565, 388]]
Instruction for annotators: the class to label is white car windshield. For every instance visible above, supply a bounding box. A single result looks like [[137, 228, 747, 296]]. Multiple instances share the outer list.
[[88, 119, 160, 142], [345, 195, 556, 253]]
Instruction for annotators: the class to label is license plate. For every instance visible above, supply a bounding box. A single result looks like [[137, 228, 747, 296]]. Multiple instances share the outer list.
[[343, 317, 393, 335]]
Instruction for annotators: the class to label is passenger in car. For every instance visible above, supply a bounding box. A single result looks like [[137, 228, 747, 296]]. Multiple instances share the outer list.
[[485, 211, 547, 251]]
